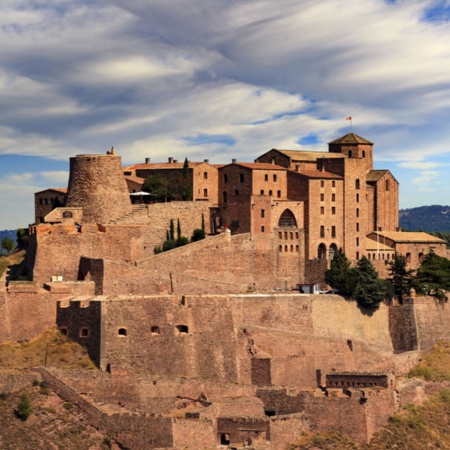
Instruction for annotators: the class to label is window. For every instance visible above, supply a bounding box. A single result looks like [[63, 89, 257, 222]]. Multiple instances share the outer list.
[[356, 237, 359, 246], [60, 327, 68, 336], [240, 173, 244, 183], [203, 189, 208, 197], [271, 157, 276, 165], [261, 209, 265, 218], [279, 245, 282, 252], [356, 193, 359, 203], [176, 324, 189, 334], [320, 193, 324, 201], [331, 226, 336, 238], [332, 207, 336, 215], [235, 189, 239, 195], [273, 174, 277, 182], [44, 198, 48, 205], [118, 328, 127, 336], [290, 232, 293, 239], [406, 253, 411, 264], [356, 222, 359, 232], [63, 211, 73, 219], [295, 245, 299, 252], [151, 326, 160, 335], [223, 192, 227, 202], [39, 198, 43, 205], [260, 189, 264, 195], [320, 206, 325, 215], [278, 209, 297, 227], [277, 190, 281, 198], [223, 174, 228, 183], [356, 208, 359, 217], [356, 251, 360, 260], [278, 231, 282, 239], [80, 328, 89, 338], [203, 172, 208, 179], [264, 174, 268, 181], [348, 150, 353, 158], [290, 245, 293, 252], [329, 243, 337, 260], [318, 243, 327, 260], [362, 150, 366, 157], [269, 190, 273, 196], [320, 226, 325, 238], [356, 179, 360, 189], [261, 226, 265, 233], [332, 181, 336, 187], [332, 194, 335, 202], [386, 179, 390, 191], [320, 180, 325, 188], [295, 232, 299, 239]]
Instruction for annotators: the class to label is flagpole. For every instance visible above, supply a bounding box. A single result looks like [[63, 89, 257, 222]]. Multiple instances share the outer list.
[[346, 116, 352, 131]]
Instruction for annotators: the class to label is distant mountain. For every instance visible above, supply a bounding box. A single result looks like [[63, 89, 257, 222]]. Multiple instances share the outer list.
[[0, 230, 17, 244], [399, 205, 450, 232]]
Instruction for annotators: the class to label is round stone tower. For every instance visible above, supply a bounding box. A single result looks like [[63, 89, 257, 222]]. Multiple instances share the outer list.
[[66, 153, 132, 224]]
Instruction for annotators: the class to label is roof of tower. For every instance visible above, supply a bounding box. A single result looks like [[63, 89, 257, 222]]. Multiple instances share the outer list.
[[371, 231, 446, 243], [328, 133, 373, 145]]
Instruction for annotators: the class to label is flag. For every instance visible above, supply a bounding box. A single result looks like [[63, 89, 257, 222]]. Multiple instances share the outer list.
[[345, 116, 352, 120]]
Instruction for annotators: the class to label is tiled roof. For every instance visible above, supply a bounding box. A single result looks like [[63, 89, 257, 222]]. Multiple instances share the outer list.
[[35, 188, 67, 195], [125, 176, 145, 184], [365, 237, 394, 251], [371, 231, 446, 243], [292, 170, 343, 179], [328, 133, 373, 145], [272, 150, 345, 161], [224, 162, 287, 170], [366, 170, 388, 183]]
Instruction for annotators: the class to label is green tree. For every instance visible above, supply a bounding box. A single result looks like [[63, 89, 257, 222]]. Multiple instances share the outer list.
[[415, 250, 450, 300], [16, 228, 28, 249], [324, 248, 356, 296], [353, 256, 386, 309], [169, 219, 175, 241], [16, 393, 32, 420], [1, 237, 15, 255], [181, 157, 192, 201], [386, 253, 416, 301]]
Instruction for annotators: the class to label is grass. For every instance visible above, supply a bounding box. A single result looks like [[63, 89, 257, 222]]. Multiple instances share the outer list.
[[0, 326, 96, 370], [0, 249, 26, 279], [289, 342, 450, 450]]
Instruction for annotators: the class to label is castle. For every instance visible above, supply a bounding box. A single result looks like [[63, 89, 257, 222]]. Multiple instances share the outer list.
[[2, 132, 449, 449]]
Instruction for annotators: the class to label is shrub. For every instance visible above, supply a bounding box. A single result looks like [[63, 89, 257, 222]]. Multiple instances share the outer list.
[[191, 229, 206, 242], [16, 393, 33, 420]]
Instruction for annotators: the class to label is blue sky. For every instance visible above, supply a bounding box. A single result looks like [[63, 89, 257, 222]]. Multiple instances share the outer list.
[[1, 0, 450, 229]]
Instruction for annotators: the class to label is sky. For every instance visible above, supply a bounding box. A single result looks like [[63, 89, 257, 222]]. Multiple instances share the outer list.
[[1, 0, 450, 229]]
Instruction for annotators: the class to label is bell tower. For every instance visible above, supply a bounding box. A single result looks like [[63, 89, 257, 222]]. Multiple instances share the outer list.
[[328, 133, 373, 171]]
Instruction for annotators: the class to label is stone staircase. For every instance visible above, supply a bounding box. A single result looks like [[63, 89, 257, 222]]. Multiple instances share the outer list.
[[108, 204, 148, 224]]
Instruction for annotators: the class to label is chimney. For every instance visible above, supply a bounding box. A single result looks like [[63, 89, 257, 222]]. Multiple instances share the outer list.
[[204, 159, 209, 163], [174, 159, 178, 163], [232, 158, 237, 163], [145, 158, 150, 164], [168, 157, 174, 163]]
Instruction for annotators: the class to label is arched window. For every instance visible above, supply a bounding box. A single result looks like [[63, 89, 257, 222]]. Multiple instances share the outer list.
[[356, 193, 359, 203], [279, 245, 282, 252], [278, 209, 297, 227], [418, 252, 424, 263], [406, 253, 411, 264], [386, 179, 390, 191], [118, 328, 127, 336], [222, 192, 227, 202], [355, 179, 360, 189], [318, 243, 327, 260], [348, 150, 353, 158], [362, 150, 366, 157], [63, 211, 73, 219], [80, 328, 89, 338], [176, 325, 189, 334], [356, 208, 360, 217], [329, 243, 338, 260], [151, 326, 160, 335]]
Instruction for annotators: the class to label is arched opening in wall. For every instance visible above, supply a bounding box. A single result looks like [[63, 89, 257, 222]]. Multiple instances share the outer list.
[[60, 327, 68, 336], [318, 243, 327, 260], [368, 254, 371, 260], [295, 245, 299, 252], [284, 245, 288, 252], [279, 245, 282, 252], [356, 252, 360, 259], [151, 326, 160, 335], [176, 324, 189, 334], [355, 179, 360, 189], [106, 363, 111, 374], [348, 150, 353, 158], [356, 193, 359, 203], [386, 179, 390, 191], [278, 209, 297, 227], [329, 243, 338, 260], [118, 328, 127, 336], [406, 253, 411, 264], [419, 252, 424, 263], [290, 245, 293, 252], [63, 211, 73, 219], [211, 213, 225, 234], [362, 150, 366, 157], [80, 328, 89, 338]]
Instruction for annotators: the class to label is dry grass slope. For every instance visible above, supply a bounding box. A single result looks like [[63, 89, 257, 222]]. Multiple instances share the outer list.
[[0, 326, 96, 370]]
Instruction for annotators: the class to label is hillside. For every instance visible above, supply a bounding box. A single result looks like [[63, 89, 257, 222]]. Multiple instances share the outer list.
[[400, 205, 450, 232]]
